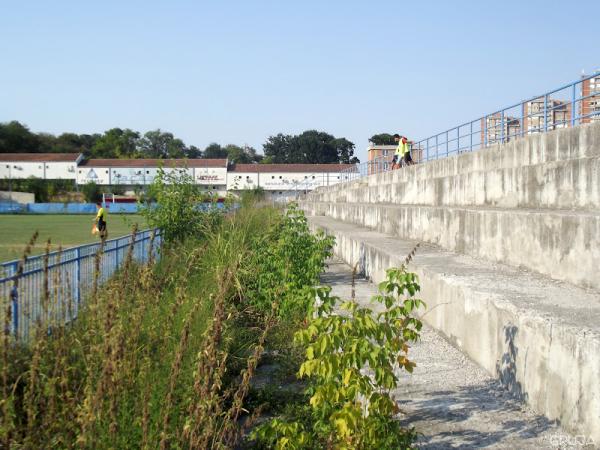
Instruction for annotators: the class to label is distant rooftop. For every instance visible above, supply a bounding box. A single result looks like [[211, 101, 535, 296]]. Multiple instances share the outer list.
[[0, 153, 81, 162], [80, 158, 228, 168], [230, 163, 353, 173]]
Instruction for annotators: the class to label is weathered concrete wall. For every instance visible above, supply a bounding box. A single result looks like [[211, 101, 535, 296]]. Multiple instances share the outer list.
[[311, 158, 600, 211], [308, 216, 600, 444], [301, 123, 600, 443], [301, 122, 600, 290], [303, 202, 600, 290], [0, 191, 35, 204]]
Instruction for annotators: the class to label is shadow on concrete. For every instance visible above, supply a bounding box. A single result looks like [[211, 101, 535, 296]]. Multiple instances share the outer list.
[[320, 268, 351, 286], [497, 324, 528, 402], [398, 380, 555, 449]]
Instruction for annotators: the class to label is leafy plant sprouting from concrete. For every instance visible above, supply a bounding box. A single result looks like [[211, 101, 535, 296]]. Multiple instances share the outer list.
[[252, 266, 425, 449], [140, 165, 222, 243]]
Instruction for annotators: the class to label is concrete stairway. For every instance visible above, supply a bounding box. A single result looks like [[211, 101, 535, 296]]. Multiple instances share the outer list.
[[304, 123, 600, 290], [300, 123, 600, 443]]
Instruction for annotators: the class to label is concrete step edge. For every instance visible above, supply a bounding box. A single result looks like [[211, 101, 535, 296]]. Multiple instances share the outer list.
[[308, 214, 600, 443]]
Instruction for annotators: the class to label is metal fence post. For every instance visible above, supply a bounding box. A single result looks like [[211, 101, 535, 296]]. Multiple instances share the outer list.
[[457, 127, 460, 154], [435, 134, 439, 160], [115, 239, 120, 269], [571, 83, 577, 127], [521, 102, 525, 137], [445, 131, 449, 157], [75, 247, 81, 307], [469, 122, 473, 151], [8, 261, 18, 338], [544, 94, 548, 132], [11, 285, 18, 338], [500, 110, 505, 144], [483, 116, 488, 147]]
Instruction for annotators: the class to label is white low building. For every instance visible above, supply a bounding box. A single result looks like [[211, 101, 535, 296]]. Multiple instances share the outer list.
[[77, 158, 228, 194], [0, 153, 82, 180], [227, 163, 352, 201], [0, 154, 354, 200]]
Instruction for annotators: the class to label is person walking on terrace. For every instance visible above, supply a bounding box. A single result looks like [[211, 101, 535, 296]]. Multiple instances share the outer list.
[[393, 134, 414, 169], [392, 134, 403, 169]]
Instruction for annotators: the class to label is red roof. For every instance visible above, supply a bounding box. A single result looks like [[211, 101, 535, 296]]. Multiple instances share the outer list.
[[80, 158, 227, 168], [230, 163, 353, 173], [0, 153, 81, 162]]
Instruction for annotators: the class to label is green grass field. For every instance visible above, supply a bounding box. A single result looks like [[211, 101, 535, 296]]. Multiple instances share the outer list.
[[0, 214, 148, 263]]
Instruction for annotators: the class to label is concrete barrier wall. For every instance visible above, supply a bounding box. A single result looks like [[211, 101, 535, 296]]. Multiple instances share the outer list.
[[301, 122, 600, 289], [0, 191, 34, 204], [311, 157, 600, 211], [301, 123, 600, 441], [303, 202, 600, 290], [311, 123, 600, 211], [309, 217, 600, 443]]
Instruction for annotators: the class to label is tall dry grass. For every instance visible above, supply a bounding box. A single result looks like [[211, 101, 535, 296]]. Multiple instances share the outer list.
[[0, 204, 318, 449]]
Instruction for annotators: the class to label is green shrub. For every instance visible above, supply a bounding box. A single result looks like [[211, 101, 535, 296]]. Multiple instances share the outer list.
[[242, 203, 334, 319], [139, 167, 221, 243], [252, 266, 425, 449], [82, 181, 101, 203]]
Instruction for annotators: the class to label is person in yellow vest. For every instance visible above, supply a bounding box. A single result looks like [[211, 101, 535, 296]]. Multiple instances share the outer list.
[[93, 202, 108, 239], [393, 134, 414, 169]]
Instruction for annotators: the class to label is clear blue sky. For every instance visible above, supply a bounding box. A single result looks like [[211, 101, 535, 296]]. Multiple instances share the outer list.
[[1, 0, 598, 161]]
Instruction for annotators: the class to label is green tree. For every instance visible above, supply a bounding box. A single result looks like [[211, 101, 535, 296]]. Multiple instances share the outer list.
[[52, 132, 100, 154], [369, 133, 396, 145], [263, 131, 358, 164], [203, 143, 228, 159], [92, 128, 140, 158], [263, 133, 293, 163], [224, 144, 262, 163], [0, 121, 44, 153], [185, 145, 202, 159], [138, 129, 186, 158], [332, 137, 360, 164]]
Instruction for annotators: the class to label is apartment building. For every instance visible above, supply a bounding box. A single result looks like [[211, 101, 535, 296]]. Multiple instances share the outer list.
[[481, 114, 522, 145], [581, 74, 600, 123], [523, 98, 572, 133]]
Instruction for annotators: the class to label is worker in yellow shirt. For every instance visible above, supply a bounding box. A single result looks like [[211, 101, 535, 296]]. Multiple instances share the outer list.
[[393, 134, 414, 169], [93, 202, 108, 239]]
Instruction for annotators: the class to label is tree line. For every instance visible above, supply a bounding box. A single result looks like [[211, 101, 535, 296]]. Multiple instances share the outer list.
[[0, 121, 361, 164]]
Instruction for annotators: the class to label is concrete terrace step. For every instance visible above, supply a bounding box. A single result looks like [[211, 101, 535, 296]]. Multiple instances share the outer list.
[[310, 157, 600, 211], [301, 201, 600, 290], [308, 215, 600, 443], [323, 259, 580, 449]]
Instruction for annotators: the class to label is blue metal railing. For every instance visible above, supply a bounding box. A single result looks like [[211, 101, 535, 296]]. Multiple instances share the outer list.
[[1, 229, 161, 341], [340, 72, 600, 181]]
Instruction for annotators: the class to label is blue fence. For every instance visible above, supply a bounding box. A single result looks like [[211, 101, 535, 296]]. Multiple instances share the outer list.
[[0, 229, 161, 341], [0, 202, 141, 214], [341, 72, 600, 181], [0, 202, 227, 214]]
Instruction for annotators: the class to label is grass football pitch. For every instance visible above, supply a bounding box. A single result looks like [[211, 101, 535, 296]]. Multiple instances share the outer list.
[[0, 214, 148, 263]]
